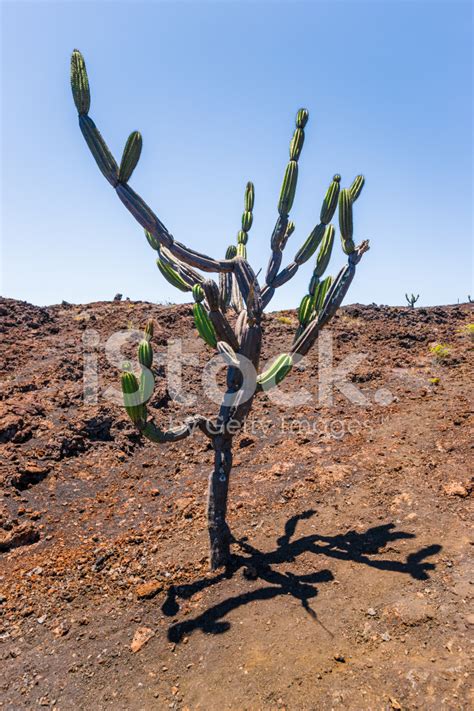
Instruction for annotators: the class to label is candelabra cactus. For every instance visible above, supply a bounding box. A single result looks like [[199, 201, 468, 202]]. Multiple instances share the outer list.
[[405, 293, 420, 308], [70, 50, 370, 569]]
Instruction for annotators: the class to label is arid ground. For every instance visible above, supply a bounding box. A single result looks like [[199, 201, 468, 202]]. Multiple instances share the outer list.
[[0, 297, 472, 710]]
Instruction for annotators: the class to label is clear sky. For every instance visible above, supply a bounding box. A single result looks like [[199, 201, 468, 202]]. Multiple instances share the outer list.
[[1, 0, 472, 309]]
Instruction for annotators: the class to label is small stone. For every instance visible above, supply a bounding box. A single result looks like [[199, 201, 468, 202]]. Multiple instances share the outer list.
[[37, 615, 47, 624], [136, 581, 163, 600], [443, 482, 469, 498], [367, 607, 377, 616], [465, 614, 474, 625], [53, 621, 70, 637], [131, 626, 154, 653], [333, 653, 345, 662], [381, 632, 391, 642]]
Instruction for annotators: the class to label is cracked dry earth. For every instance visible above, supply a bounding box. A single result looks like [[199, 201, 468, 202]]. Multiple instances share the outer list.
[[0, 297, 473, 710]]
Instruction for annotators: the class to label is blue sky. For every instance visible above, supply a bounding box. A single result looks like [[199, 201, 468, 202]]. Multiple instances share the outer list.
[[1, 0, 472, 309]]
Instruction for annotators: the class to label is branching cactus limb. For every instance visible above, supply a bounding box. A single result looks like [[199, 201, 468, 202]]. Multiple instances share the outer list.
[[405, 293, 420, 308], [70, 50, 234, 275], [70, 49, 371, 570]]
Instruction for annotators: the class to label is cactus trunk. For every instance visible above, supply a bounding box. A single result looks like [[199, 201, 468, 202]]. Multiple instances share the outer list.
[[207, 436, 233, 569]]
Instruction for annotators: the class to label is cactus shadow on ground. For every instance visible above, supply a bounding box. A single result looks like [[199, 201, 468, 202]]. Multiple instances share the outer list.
[[161, 511, 442, 643]]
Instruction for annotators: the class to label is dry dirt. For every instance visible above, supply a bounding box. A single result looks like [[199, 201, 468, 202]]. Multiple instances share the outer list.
[[0, 297, 472, 710]]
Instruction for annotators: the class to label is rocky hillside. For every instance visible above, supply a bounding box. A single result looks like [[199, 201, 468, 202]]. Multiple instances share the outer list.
[[0, 297, 472, 710]]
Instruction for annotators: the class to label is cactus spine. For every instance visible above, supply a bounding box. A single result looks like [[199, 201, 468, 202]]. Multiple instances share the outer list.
[[70, 50, 371, 570]]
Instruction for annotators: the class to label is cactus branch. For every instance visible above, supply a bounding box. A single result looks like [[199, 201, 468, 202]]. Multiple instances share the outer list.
[[71, 50, 234, 276]]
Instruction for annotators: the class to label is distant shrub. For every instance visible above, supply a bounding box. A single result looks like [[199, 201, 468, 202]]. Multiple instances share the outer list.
[[429, 377, 440, 385], [430, 343, 450, 361], [459, 323, 474, 340], [277, 316, 293, 326]]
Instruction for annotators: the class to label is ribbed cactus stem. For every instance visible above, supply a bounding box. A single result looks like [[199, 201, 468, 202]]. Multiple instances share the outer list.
[[70, 49, 90, 115], [144, 319, 154, 340], [244, 181, 255, 211], [121, 370, 147, 426], [119, 131, 142, 184], [295, 108, 309, 128], [79, 115, 119, 186], [349, 175, 365, 202], [315, 224, 335, 277], [320, 175, 341, 225], [338, 188, 353, 242], [278, 160, 298, 215], [192, 284, 205, 303], [156, 258, 191, 292]]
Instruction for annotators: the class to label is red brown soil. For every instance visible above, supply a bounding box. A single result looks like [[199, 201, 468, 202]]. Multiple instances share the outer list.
[[0, 297, 472, 710]]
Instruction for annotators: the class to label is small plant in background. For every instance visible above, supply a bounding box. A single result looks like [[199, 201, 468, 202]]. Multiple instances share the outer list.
[[459, 323, 474, 341], [430, 343, 450, 361], [405, 293, 419, 308], [276, 316, 293, 326], [429, 377, 440, 386], [468, 295, 472, 303], [70, 50, 371, 570]]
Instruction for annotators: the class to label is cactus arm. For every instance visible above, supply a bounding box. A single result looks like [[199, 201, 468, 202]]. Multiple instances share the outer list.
[[264, 110, 307, 288], [158, 245, 204, 288], [263, 174, 341, 309], [290, 240, 369, 357], [270, 261, 298, 289], [121, 324, 214, 442], [71, 50, 234, 276], [236, 181, 255, 260], [141, 415, 213, 443], [265, 109, 308, 290], [256, 238, 369, 391], [230, 184, 255, 311], [233, 258, 263, 323], [202, 280, 240, 351], [219, 245, 236, 311]]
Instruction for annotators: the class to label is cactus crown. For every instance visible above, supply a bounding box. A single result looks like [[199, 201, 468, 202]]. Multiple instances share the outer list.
[[69, 47, 370, 436]]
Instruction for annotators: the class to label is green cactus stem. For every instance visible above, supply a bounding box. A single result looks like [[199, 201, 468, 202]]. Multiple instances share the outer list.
[[119, 131, 142, 184], [320, 174, 341, 225], [349, 174, 365, 202], [70, 49, 90, 115], [338, 188, 353, 242], [278, 160, 298, 215]]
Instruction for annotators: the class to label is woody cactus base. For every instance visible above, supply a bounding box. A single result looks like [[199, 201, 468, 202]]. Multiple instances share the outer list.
[[70, 50, 370, 570]]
